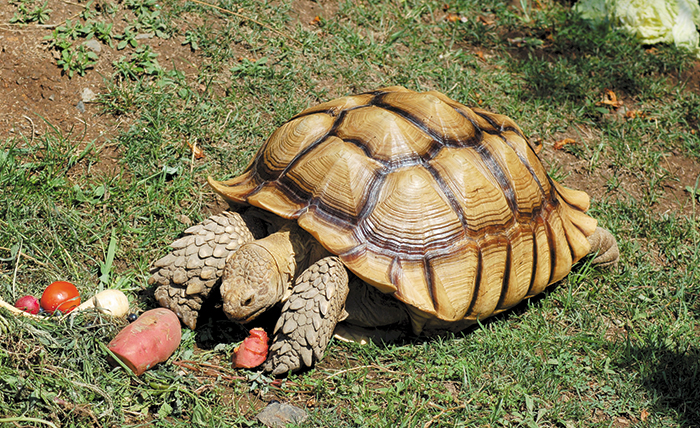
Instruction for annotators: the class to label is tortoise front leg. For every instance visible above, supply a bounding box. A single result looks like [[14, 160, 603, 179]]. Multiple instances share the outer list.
[[263, 256, 349, 376], [150, 211, 262, 329]]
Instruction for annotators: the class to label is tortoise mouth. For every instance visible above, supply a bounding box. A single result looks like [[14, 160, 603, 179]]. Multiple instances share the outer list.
[[222, 299, 271, 324]]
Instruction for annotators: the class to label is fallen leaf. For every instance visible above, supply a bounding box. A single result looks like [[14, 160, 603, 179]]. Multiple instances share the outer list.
[[553, 138, 576, 150], [598, 89, 623, 109], [309, 16, 321, 25], [187, 140, 205, 159], [507, 37, 524, 47], [475, 50, 486, 61], [477, 15, 494, 25], [532, 137, 543, 154], [640, 409, 649, 422], [444, 13, 467, 23]]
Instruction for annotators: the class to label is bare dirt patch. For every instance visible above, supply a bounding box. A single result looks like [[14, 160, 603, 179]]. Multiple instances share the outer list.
[[0, 30, 111, 144], [539, 123, 700, 218], [0, 1, 202, 159]]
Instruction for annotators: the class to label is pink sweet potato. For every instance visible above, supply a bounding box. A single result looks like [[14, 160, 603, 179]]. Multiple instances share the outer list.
[[232, 328, 269, 369], [107, 308, 181, 376]]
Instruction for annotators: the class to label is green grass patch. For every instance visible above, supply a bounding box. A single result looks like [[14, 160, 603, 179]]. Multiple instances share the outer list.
[[1, 0, 699, 426]]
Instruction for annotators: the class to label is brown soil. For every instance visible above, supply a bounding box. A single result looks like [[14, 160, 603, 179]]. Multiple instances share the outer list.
[[0, 0, 201, 150]]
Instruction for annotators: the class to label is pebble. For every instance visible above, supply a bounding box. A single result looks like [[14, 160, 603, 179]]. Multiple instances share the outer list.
[[81, 88, 97, 103], [83, 39, 102, 53], [256, 402, 308, 428], [176, 214, 192, 226]]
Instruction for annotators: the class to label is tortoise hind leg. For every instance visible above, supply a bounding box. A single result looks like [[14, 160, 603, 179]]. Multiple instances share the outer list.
[[150, 211, 263, 329], [333, 277, 409, 344], [587, 226, 620, 268], [263, 256, 349, 376]]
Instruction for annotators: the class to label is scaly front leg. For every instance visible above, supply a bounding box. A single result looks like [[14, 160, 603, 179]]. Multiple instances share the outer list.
[[264, 256, 350, 376], [150, 211, 262, 329]]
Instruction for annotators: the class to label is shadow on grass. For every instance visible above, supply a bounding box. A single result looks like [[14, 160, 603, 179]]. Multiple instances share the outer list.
[[615, 343, 700, 427]]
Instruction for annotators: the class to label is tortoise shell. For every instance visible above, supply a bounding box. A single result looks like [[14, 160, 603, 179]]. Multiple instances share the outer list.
[[209, 86, 598, 332]]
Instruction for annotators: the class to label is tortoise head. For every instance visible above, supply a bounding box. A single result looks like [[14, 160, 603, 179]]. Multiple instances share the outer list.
[[220, 242, 287, 324]]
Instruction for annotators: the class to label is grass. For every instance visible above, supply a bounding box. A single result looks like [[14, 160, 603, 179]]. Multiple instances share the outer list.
[[1, 0, 700, 426]]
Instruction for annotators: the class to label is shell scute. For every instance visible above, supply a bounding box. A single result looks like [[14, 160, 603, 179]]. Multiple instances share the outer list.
[[429, 147, 512, 236], [334, 106, 436, 165]]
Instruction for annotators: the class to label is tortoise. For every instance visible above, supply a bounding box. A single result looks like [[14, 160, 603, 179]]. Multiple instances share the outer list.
[[150, 86, 619, 375]]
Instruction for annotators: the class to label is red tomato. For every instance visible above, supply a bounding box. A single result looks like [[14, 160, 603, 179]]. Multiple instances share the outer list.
[[41, 281, 81, 314]]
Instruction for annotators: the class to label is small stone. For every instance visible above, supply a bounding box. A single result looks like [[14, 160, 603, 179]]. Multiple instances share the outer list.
[[83, 39, 102, 53], [81, 87, 97, 103], [257, 402, 308, 428], [76, 101, 85, 113], [176, 214, 192, 226]]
